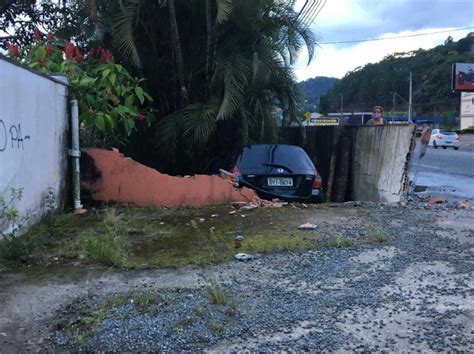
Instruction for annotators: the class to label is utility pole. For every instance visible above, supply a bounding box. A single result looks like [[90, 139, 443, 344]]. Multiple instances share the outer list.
[[408, 71, 413, 123], [391, 92, 396, 122], [340, 94, 344, 120]]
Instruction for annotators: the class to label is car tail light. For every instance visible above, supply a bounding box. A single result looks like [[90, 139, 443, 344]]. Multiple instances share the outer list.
[[436, 134, 443, 139], [312, 173, 322, 189], [455, 136, 460, 141], [230, 165, 242, 176]]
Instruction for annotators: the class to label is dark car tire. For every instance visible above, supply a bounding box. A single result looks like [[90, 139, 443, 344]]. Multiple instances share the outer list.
[[433, 141, 438, 149], [442, 146, 447, 149], [454, 147, 459, 150]]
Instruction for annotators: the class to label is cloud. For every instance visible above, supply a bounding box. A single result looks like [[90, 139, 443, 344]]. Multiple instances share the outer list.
[[294, 28, 473, 80]]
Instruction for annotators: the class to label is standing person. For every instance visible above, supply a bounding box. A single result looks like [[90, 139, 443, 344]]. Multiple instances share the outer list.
[[366, 106, 385, 125]]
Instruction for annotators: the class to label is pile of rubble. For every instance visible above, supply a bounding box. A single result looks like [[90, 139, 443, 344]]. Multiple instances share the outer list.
[[405, 194, 472, 210]]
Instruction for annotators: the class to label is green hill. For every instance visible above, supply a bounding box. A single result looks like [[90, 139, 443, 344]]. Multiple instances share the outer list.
[[297, 76, 338, 112], [320, 34, 474, 116]]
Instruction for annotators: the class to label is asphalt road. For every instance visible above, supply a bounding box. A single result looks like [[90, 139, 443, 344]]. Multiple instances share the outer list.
[[410, 138, 474, 200]]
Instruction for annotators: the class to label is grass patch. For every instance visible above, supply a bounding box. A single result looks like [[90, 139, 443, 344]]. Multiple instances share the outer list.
[[367, 226, 388, 243], [327, 236, 353, 248], [81, 208, 129, 267], [2, 205, 328, 270], [81, 233, 129, 267], [206, 282, 234, 307]]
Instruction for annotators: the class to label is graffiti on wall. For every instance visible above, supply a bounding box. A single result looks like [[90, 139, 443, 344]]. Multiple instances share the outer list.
[[0, 119, 31, 152]]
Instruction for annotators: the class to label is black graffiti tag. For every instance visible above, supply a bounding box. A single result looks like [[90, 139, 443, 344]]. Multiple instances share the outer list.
[[0, 120, 6, 152], [0, 120, 31, 152]]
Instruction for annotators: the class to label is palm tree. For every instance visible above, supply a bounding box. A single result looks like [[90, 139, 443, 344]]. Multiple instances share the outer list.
[[103, 0, 316, 173]]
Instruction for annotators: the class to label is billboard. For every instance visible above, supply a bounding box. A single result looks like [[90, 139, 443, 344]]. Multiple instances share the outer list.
[[452, 63, 474, 92]]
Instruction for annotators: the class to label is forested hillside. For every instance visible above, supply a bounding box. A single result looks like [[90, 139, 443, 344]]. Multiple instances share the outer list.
[[297, 76, 337, 112], [319, 35, 474, 115]]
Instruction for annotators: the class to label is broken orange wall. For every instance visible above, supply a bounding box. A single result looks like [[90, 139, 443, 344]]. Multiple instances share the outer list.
[[81, 149, 257, 207]]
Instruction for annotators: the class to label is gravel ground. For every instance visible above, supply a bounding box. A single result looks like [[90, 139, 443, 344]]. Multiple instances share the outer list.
[[1, 202, 473, 352]]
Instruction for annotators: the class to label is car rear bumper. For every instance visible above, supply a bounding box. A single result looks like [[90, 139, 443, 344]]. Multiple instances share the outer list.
[[239, 180, 324, 203], [433, 138, 459, 147]]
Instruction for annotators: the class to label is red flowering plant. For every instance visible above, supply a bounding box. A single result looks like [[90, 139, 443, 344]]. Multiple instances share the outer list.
[[5, 27, 154, 140]]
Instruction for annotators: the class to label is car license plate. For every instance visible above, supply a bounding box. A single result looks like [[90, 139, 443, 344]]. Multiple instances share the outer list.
[[267, 177, 293, 187]]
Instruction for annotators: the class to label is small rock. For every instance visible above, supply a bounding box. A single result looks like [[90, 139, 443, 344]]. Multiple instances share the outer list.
[[199, 218, 205, 222], [211, 214, 219, 218], [239, 205, 257, 212], [234, 253, 254, 261], [298, 223, 317, 230], [235, 235, 244, 241]]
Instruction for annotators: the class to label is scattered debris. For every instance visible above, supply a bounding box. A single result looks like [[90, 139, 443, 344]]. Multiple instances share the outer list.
[[241, 215, 246, 218], [228, 210, 237, 215], [235, 235, 244, 241], [298, 223, 318, 230], [211, 214, 219, 218], [199, 218, 205, 223], [239, 205, 257, 212], [234, 253, 254, 261], [231, 202, 249, 209]]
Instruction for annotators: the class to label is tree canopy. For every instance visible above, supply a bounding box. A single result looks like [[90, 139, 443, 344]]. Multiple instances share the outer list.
[[2, 0, 316, 174]]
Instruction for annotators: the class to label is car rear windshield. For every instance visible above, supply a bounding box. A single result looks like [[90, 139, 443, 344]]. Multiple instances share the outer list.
[[439, 130, 456, 135], [237, 145, 315, 171]]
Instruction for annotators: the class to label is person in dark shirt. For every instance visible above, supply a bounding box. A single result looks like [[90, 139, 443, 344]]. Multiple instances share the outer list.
[[366, 106, 384, 125]]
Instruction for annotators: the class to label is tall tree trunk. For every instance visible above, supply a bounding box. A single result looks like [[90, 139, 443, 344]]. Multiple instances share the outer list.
[[168, 0, 188, 105], [205, 0, 212, 95]]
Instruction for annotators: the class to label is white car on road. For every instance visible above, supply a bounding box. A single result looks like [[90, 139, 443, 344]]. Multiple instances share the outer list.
[[429, 129, 460, 150]]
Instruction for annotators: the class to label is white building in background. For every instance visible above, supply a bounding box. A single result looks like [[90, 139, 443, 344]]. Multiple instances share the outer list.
[[460, 92, 474, 130]]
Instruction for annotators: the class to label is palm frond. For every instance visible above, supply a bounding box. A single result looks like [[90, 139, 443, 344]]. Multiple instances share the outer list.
[[215, 0, 233, 24], [216, 55, 249, 120], [154, 110, 182, 156], [182, 102, 218, 145], [112, 0, 143, 68]]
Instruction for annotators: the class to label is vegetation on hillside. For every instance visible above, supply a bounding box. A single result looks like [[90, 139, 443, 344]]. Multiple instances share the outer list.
[[297, 76, 338, 112], [320, 35, 474, 116]]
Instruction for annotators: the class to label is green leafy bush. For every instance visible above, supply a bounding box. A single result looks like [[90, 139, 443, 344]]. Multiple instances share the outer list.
[[6, 29, 155, 143]]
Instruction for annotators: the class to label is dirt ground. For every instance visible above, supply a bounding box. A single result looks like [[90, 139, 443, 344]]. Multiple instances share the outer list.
[[0, 203, 473, 352]]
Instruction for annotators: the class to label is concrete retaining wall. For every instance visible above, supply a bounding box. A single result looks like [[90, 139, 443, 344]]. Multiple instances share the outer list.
[[351, 125, 415, 202], [285, 125, 416, 203], [0, 55, 69, 235]]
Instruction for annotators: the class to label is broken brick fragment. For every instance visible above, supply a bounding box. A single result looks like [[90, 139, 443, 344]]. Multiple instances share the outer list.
[[428, 195, 446, 205], [457, 200, 471, 210]]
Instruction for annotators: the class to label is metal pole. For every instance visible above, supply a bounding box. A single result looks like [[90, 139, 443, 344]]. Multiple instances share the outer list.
[[408, 72, 413, 123], [392, 92, 396, 123], [69, 99, 83, 211], [340, 94, 344, 125]]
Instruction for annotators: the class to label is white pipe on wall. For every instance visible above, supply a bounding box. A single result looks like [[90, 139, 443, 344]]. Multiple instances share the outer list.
[[69, 99, 83, 211]]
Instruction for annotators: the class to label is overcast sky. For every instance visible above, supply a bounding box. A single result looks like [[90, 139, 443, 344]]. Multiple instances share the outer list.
[[293, 0, 474, 81]]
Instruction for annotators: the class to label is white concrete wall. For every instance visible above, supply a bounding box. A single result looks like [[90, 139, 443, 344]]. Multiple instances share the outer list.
[[460, 92, 474, 130], [0, 56, 69, 235], [351, 125, 415, 203]]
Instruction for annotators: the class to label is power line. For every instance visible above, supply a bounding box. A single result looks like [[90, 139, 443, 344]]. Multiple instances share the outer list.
[[320, 26, 474, 45]]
